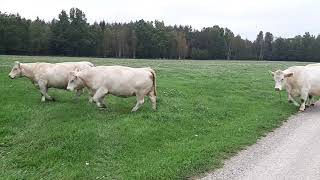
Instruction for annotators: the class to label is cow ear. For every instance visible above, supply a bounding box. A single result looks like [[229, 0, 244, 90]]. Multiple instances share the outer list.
[[284, 72, 293, 78], [269, 70, 275, 76], [15, 61, 20, 68]]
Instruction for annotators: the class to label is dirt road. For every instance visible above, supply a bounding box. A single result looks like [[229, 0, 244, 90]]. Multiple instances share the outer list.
[[200, 102, 320, 180]]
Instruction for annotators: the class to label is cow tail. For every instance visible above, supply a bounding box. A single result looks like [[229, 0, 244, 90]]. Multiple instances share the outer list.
[[149, 69, 157, 96]]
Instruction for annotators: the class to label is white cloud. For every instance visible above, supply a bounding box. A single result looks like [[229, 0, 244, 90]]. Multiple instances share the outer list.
[[1, 0, 319, 40]]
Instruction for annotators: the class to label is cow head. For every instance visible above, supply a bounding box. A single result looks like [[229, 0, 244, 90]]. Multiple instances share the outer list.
[[9, 61, 22, 79], [67, 70, 83, 91], [270, 70, 293, 91]]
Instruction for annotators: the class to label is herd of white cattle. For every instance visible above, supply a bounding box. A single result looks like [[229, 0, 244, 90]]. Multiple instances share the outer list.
[[270, 63, 320, 112], [7, 60, 320, 112], [8, 61, 156, 112]]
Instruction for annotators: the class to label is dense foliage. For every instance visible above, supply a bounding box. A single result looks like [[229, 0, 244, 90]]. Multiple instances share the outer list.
[[1, 8, 319, 61]]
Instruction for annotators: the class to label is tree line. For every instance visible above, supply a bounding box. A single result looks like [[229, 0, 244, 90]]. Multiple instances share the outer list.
[[1, 8, 320, 61]]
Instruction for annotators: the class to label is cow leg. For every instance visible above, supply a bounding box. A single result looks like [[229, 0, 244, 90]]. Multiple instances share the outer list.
[[75, 89, 83, 99], [132, 94, 145, 112], [148, 91, 157, 111], [97, 96, 106, 108], [305, 95, 311, 108], [288, 93, 300, 107], [38, 80, 54, 102], [307, 95, 315, 106], [88, 89, 96, 103], [299, 91, 309, 112], [92, 88, 107, 108]]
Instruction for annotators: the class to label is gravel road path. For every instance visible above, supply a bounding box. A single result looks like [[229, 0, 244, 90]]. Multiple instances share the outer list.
[[199, 102, 320, 180]]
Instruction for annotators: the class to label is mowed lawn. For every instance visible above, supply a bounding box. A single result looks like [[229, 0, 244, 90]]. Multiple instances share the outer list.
[[0, 55, 305, 179]]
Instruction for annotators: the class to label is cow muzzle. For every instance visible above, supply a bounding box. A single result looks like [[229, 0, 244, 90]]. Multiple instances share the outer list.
[[275, 88, 280, 91], [66, 86, 73, 91]]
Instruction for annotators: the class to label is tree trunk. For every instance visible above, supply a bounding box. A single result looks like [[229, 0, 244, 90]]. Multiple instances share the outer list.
[[227, 45, 231, 60], [259, 43, 264, 60], [133, 48, 136, 58], [118, 44, 122, 58]]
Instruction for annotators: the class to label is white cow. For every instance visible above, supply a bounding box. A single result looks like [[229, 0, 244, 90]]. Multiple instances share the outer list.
[[9, 61, 95, 102], [304, 63, 320, 104], [66, 66, 157, 112], [270, 65, 320, 111]]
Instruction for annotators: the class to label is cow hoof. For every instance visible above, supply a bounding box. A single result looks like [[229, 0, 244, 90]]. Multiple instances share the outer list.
[[98, 104, 107, 109], [51, 98, 56, 101]]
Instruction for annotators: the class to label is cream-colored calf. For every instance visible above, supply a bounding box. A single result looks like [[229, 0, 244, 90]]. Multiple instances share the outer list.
[[9, 61, 95, 101], [67, 66, 157, 112]]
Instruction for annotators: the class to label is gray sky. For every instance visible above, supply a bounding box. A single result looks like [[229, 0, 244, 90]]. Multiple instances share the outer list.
[[1, 0, 319, 40]]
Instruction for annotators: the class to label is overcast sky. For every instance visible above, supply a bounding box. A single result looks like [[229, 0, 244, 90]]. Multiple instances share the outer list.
[[1, 0, 319, 40]]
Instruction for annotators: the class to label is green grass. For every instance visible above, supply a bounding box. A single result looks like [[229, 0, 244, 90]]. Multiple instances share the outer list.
[[0, 55, 307, 179]]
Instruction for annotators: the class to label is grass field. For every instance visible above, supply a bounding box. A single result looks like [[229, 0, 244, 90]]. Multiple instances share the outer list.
[[0, 55, 305, 179]]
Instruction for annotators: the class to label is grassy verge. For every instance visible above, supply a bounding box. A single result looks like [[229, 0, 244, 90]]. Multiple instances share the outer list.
[[0, 55, 305, 179]]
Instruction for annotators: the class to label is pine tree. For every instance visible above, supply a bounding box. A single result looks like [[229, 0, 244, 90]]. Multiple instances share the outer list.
[[264, 32, 273, 60], [255, 31, 264, 60]]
